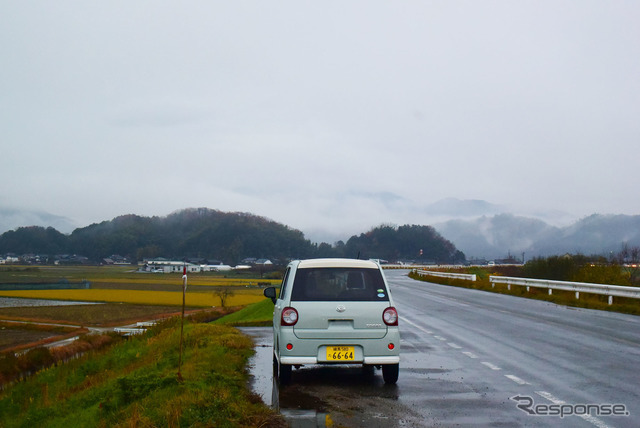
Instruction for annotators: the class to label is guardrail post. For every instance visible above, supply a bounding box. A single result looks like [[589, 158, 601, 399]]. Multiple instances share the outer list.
[[548, 289, 552, 295], [608, 296, 613, 305], [526, 286, 530, 292], [507, 282, 511, 291], [575, 291, 579, 300]]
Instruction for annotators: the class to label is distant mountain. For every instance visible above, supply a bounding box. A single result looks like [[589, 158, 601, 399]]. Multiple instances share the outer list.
[[4, 202, 637, 262], [0, 208, 465, 264], [0, 208, 77, 234], [0, 226, 69, 255], [435, 213, 640, 260], [434, 214, 556, 260], [343, 224, 465, 263], [67, 209, 314, 263], [532, 214, 640, 256], [304, 197, 574, 244]]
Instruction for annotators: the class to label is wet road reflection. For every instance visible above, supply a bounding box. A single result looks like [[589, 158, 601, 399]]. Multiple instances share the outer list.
[[243, 327, 329, 427], [243, 327, 400, 427]]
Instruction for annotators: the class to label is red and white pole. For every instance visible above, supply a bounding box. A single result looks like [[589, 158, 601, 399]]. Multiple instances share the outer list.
[[178, 265, 187, 381]]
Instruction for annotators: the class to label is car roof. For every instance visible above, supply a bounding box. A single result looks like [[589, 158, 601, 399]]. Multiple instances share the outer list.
[[296, 258, 380, 269]]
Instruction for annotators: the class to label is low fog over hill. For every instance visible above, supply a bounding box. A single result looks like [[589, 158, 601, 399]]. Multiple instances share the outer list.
[[434, 213, 640, 260], [0, 208, 77, 235]]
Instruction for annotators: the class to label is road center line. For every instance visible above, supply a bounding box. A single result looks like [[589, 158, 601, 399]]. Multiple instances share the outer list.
[[462, 351, 478, 359], [505, 374, 529, 385], [399, 316, 433, 335], [535, 391, 610, 428], [481, 362, 501, 370], [447, 342, 462, 349], [434, 335, 447, 341]]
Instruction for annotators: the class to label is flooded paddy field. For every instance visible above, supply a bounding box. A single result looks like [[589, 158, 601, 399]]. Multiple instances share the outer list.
[[0, 297, 102, 308]]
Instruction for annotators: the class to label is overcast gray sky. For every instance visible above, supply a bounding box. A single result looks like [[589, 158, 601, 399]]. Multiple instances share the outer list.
[[2, 1, 639, 241]]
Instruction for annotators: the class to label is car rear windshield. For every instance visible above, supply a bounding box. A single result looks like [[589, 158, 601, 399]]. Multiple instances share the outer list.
[[290, 267, 389, 302]]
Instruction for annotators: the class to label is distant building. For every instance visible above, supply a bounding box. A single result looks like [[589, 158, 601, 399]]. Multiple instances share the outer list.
[[144, 259, 194, 273], [103, 254, 131, 265], [54, 254, 90, 265]]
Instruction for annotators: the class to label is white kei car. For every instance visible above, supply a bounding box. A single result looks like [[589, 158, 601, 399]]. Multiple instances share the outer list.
[[264, 258, 400, 385]]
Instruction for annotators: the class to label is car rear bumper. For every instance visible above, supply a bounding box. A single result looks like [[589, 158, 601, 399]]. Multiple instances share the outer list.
[[280, 355, 400, 365], [276, 328, 400, 365]]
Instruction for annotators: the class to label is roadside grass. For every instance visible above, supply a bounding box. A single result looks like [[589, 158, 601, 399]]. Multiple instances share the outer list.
[[213, 298, 275, 327], [0, 318, 285, 427], [408, 270, 640, 316]]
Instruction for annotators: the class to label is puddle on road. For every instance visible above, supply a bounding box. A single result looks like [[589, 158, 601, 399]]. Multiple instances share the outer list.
[[243, 327, 335, 428], [243, 327, 424, 428]]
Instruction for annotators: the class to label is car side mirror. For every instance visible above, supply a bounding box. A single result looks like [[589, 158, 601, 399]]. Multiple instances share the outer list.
[[264, 286, 277, 304]]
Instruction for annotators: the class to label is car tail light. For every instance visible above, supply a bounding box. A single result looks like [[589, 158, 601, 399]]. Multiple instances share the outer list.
[[281, 307, 299, 326], [383, 307, 398, 326]]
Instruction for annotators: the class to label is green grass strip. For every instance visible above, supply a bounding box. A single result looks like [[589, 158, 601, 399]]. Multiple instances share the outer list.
[[213, 298, 275, 327], [0, 318, 283, 427]]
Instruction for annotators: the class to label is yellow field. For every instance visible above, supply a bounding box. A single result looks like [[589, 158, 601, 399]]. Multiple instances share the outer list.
[[0, 289, 265, 308], [88, 277, 280, 286]]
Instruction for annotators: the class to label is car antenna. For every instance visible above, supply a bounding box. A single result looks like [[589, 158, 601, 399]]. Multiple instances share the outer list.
[[356, 251, 360, 259]]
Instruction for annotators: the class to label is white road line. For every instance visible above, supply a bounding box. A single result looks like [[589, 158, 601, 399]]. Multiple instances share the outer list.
[[447, 342, 462, 349], [462, 351, 478, 359], [481, 362, 501, 370], [505, 375, 529, 385], [535, 391, 610, 428], [399, 316, 433, 335], [433, 335, 447, 341], [535, 391, 564, 403]]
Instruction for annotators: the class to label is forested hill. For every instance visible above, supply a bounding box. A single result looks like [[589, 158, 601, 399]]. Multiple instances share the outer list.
[[0, 208, 465, 264]]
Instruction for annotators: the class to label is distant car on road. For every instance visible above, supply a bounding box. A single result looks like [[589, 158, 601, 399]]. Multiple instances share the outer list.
[[264, 258, 400, 385]]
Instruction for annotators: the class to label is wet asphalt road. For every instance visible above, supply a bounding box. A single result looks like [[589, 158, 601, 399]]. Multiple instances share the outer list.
[[245, 270, 640, 427]]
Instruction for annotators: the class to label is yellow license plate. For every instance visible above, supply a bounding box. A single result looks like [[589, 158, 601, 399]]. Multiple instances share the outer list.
[[326, 346, 355, 361]]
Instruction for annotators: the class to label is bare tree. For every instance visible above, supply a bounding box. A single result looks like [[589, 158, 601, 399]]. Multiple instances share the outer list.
[[214, 287, 236, 307], [626, 246, 640, 285], [617, 244, 640, 285]]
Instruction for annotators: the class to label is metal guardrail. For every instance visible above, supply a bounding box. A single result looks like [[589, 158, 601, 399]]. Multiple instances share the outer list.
[[415, 270, 477, 282], [383, 264, 466, 270], [489, 276, 640, 305], [114, 327, 146, 336]]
